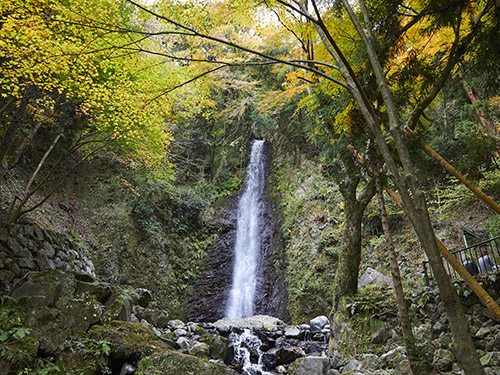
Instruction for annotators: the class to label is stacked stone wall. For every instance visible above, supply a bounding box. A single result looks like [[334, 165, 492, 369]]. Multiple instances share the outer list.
[[0, 224, 95, 293]]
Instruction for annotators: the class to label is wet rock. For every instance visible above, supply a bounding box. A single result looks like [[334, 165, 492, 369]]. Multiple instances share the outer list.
[[120, 363, 135, 375], [285, 327, 301, 338], [275, 346, 306, 365], [310, 316, 329, 332], [199, 333, 230, 361], [288, 356, 330, 375], [213, 315, 285, 332], [261, 348, 279, 370]]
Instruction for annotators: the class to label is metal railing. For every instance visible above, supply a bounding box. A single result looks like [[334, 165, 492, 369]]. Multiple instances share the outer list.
[[422, 236, 500, 286]]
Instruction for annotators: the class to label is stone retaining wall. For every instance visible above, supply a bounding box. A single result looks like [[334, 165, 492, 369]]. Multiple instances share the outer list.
[[0, 223, 95, 293]]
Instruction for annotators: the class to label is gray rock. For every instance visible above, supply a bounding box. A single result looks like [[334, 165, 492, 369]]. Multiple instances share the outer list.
[[342, 359, 362, 372], [298, 324, 310, 330], [16, 233, 28, 247], [176, 336, 191, 350], [120, 363, 135, 375], [168, 319, 186, 330], [285, 327, 301, 338], [42, 242, 56, 258], [103, 294, 133, 322], [186, 322, 199, 332], [0, 227, 8, 242], [360, 354, 378, 370], [433, 349, 455, 371], [213, 315, 285, 332], [327, 371, 340, 375], [288, 356, 330, 375], [480, 351, 500, 367], [151, 327, 162, 337], [6, 237, 23, 257], [487, 332, 500, 351], [198, 333, 229, 362], [275, 346, 306, 365], [310, 315, 329, 332], [18, 257, 35, 270], [358, 267, 393, 290], [174, 328, 189, 339], [476, 326, 495, 339], [379, 346, 405, 368], [68, 249, 79, 260], [190, 341, 210, 358], [395, 358, 411, 375], [136, 308, 169, 328]]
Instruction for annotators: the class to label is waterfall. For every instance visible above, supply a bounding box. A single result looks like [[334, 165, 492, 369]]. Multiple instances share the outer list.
[[226, 139, 265, 319]]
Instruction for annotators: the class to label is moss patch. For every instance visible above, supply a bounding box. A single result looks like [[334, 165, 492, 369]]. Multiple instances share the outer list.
[[137, 350, 235, 375], [89, 321, 169, 360]]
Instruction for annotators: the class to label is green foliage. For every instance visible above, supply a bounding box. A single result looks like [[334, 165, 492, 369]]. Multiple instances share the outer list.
[[60, 334, 111, 374], [272, 160, 343, 322], [0, 295, 31, 343], [19, 359, 63, 375], [345, 285, 395, 320], [0, 295, 38, 372]]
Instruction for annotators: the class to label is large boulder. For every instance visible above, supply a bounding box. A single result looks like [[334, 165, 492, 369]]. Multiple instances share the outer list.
[[358, 268, 393, 290], [288, 356, 330, 375], [310, 316, 329, 332], [213, 315, 285, 332], [10, 270, 103, 354], [198, 333, 230, 361], [89, 321, 170, 359]]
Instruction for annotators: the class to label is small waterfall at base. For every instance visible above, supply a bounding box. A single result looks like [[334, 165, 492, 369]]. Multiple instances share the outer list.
[[226, 139, 266, 319], [229, 329, 272, 375]]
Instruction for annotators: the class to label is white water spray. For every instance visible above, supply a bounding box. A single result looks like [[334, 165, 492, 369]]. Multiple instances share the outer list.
[[226, 140, 265, 319]]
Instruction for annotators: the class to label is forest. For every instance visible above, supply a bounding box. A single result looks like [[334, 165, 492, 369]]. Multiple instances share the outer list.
[[1, 0, 500, 374]]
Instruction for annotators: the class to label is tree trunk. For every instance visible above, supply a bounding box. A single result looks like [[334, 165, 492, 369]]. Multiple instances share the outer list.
[[459, 72, 499, 137], [372, 163, 431, 375], [330, 173, 375, 349], [341, 1, 485, 372]]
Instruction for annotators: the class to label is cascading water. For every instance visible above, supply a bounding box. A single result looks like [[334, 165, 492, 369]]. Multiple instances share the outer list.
[[226, 139, 265, 319]]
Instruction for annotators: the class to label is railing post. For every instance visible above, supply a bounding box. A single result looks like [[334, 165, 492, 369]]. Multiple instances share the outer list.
[[422, 261, 430, 287]]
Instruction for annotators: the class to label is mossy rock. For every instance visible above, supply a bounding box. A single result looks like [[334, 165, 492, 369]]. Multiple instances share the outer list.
[[137, 350, 236, 375], [102, 292, 133, 323], [11, 270, 78, 309], [198, 333, 229, 361], [89, 321, 169, 359], [59, 351, 103, 375], [23, 295, 103, 354], [0, 335, 38, 375]]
